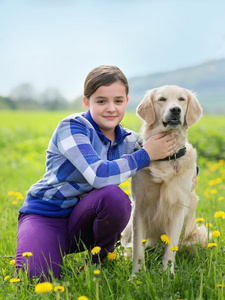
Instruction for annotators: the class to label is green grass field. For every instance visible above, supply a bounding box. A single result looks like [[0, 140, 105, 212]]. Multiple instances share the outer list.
[[0, 111, 225, 299]]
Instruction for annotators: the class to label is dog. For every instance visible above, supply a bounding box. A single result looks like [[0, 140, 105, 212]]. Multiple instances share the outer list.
[[122, 85, 208, 275]]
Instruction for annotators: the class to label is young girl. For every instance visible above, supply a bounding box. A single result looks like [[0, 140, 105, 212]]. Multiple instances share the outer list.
[[15, 65, 177, 280]]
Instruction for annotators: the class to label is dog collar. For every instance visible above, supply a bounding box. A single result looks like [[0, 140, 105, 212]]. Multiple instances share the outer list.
[[158, 146, 186, 161]]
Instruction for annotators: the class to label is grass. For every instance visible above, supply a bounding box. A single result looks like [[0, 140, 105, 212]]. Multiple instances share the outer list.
[[0, 110, 225, 299]]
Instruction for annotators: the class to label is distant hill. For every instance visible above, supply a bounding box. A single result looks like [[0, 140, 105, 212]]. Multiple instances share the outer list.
[[127, 59, 225, 114]]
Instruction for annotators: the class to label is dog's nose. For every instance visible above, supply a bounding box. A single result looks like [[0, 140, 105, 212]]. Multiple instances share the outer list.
[[170, 106, 181, 115]]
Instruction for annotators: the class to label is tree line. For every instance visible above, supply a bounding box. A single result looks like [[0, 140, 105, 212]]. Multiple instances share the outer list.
[[0, 83, 83, 111]]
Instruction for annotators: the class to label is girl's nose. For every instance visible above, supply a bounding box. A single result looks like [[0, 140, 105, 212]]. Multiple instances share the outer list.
[[106, 103, 116, 112]]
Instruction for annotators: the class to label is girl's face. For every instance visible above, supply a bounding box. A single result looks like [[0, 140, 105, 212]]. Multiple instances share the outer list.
[[83, 81, 129, 138]]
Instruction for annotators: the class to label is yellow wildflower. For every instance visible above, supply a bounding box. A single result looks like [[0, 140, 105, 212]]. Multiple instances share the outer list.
[[91, 246, 101, 255], [4, 275, 10, 281], [93, 269, 100, 276], [22, 252, 33, 258], [10, 278, 21, 283], [170, 246, 178, 252], [160, 234, 170, 245], [206, 223, 213, 228], [8, 191, 15, 196], [211, 189, 218, 194], [16, 195, 24, 200], [12, 201, 18, 205], [218, 197, 224, 201], [207, 243, 217, 249], [141, 239, 147, 244], [214, 211, 225, 218], [10, 259, 15, 265], [216, 284, 224, 288], [54, 286, 65, 293], [212, 231, 220, 238], [196, 217, 205, 223], [35, 282, 53, 294], [78, 296, 89, 300], [107, 252, 118, 260]]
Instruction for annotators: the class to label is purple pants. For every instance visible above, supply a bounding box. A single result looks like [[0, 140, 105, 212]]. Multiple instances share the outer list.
[[15, 185, 131, 280]]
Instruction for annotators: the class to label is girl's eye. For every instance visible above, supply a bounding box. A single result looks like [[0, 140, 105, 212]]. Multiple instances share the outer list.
[[158, 97, 166, 102], [97, 100, 105, 104], [115, 99, 123, 104]]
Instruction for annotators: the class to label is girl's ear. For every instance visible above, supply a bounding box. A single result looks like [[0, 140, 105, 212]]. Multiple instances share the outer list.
[[136, 90, 156, 125], [83, 97, 90, 110]]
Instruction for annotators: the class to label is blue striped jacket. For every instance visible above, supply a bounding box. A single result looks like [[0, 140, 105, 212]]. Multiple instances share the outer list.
[[19, 111, 150, 218]]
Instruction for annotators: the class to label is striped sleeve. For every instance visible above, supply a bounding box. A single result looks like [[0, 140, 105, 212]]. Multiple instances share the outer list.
[[56, 117, 150, 189]]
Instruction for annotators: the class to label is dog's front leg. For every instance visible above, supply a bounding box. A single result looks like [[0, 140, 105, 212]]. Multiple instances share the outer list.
[[132, 207, 144, 275], [163, 211, 184, 274]]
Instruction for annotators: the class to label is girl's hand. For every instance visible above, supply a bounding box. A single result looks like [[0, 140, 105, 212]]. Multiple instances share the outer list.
[[143, 132, 178, 161]]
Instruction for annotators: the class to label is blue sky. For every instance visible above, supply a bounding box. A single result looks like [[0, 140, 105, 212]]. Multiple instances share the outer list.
[[1, 0, 225, 100]]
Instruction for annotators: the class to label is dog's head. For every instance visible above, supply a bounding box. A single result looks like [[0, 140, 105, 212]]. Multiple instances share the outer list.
[[137, 85, 202, 131]]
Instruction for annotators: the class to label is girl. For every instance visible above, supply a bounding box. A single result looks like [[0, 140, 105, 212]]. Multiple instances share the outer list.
[[15, 65, 177, 280]]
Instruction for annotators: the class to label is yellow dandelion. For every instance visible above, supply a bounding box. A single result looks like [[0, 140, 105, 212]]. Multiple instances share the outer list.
[[207, 243, 217, 249], [54, 286, 65, 293], [141, 239, 147, 244], [218, 197, 224, 201], [216, 284, 224, 288], [12, 201, 18, 205], [211, 189, 218, 194], [218, 160, 224, 165], [196, 217, 205, 223], [35, 282, 53, 294], [4, 275, 10, 281], [78, 296, 89, 300], [170, 246, 178, 252], [10, 278, 21, 283], [8, 191, 15, 196], [91, 246, 101, 255], [107, 252, 118, 260], [160, 234, 170, 245], [93, 269, 101, 275], [15, 192, 22, 197], [22, 252, 33, 258], [10, 259, 15, 265], [212, 231, 220, 238], [206, 223, 213, 228], [16, 195, 24, 200], [214, 211, 225, 218]]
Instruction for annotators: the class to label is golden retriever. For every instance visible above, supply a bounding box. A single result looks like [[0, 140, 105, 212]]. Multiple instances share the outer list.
[[122, 85, 208, 275]]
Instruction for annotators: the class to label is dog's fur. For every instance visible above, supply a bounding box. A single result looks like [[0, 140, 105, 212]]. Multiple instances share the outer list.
[[122, 85, 208, 274]]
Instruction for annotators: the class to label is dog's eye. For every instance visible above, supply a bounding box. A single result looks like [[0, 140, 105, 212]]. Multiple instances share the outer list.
[[158, 97, 166, 102], [178, 97, 185, 101]]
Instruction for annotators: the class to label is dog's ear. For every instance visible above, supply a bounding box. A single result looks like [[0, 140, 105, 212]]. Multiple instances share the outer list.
[[186, 92, 202, 127], [136, 90, 156, 125]]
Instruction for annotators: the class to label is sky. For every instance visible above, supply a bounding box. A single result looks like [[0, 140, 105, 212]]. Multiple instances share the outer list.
[[1, 0, 225, 101]]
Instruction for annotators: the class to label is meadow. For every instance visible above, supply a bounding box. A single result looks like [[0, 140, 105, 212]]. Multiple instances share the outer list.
[[0, 110, 225, 300]]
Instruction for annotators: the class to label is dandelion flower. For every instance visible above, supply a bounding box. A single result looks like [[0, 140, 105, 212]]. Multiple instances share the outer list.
[[212, 231, 220, 238], [216, 284, 224, 288], [141, 239, 147, 244], [8, 191, 15, 196], [206, 223, 213, 228], [54, 286, 65, 293], [170, 246, 178, 252], [196, 217, 205, 223], [35, 282, 53, 294], [10, 278, 21, 283], [214, 211, 225, 218], [160, 234, 170, 245], [22, 252, 33, 258], [93, 269, 101, 276], [4, 275, 10, 281], [107, 252, 118, 260], [218, 197, 224, 201], [207, 243, 217, 249], [91, 246, 101, 255], [211, 189, 218, 194], [10, 259, 15, 265], [78, 296, 88, 300]]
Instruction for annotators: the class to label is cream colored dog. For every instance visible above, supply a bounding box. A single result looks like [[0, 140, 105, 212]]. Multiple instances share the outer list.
[[122, 85, 208, 275]]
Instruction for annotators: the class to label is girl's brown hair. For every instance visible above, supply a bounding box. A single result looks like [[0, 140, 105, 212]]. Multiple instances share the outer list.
[[84, 65, 129, 98]]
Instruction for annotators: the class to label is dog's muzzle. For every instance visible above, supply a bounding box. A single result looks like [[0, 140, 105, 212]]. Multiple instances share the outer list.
[[163, 106, 182, 128]]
